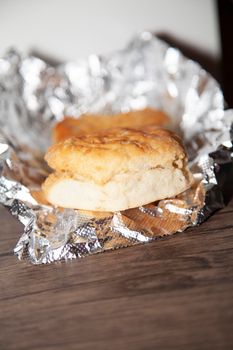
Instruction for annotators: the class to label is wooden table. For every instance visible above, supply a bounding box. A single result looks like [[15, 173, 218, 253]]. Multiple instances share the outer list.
[[0, 198, 233, 350]]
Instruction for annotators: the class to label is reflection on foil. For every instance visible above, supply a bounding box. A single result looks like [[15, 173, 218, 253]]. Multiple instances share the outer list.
[[0, 32, 233, 264]]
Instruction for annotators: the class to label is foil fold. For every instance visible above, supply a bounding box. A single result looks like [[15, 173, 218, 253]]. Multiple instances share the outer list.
[[0, 32, 233, 264]]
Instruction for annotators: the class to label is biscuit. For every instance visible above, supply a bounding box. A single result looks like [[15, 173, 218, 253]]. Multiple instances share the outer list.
[[53, 108, 169, 143], [43, 127, 192, 211]]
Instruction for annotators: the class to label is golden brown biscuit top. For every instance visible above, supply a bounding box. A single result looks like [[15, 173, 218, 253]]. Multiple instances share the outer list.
[[53, 108, 169, 143], [45, 127, 186, 185]]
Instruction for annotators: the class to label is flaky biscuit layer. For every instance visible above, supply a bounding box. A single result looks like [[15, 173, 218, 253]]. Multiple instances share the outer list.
[[46, 127, 186, 185], [43, 127, 192, 211]]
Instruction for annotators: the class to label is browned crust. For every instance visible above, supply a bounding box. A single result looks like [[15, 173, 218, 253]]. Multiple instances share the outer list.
[[45, 127, 187, 185], [53, 108, 170, 143]]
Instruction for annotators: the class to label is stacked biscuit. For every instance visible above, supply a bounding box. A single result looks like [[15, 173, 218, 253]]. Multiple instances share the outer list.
[[42, 108, 193, 211]]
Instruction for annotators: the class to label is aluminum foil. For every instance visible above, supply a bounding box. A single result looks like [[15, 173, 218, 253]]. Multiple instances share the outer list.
[[0, 32, 233, 264]]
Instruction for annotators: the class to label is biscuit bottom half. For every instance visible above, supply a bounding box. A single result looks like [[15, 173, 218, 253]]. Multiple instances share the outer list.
[[42, 166, 192, 212]]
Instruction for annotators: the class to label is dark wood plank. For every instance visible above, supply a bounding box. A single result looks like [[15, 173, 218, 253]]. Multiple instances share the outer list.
[[0, 199, 233, 350]]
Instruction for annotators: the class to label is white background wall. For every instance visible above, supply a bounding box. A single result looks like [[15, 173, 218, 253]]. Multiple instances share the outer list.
[[0, 0, 220, 61]]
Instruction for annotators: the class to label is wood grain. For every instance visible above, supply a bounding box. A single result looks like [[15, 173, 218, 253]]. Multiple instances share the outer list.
[[0, 199, 233, 350]]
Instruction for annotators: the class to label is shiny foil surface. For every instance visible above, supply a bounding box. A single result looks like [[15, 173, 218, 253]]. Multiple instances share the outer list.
[[0, 32, 232, 264]]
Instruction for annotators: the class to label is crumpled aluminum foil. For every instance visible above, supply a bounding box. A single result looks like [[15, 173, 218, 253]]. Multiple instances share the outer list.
[[0, 32, 233, 264]]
